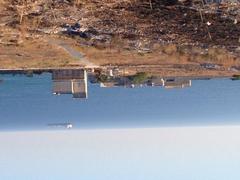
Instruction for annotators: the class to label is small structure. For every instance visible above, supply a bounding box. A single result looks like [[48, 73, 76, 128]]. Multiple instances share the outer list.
[[52, 69, 88, 99], [148, 77, 165, 87], [100, 82, 118, 88], [164, 78, 192, 89]]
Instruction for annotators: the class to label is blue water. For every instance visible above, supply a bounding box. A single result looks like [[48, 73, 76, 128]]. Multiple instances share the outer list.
[[0, 73, 240, 131]]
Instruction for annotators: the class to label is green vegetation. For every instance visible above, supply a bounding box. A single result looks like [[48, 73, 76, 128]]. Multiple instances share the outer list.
[[96, 74, 109, 83], [129, 72, 148, 84], [231, 74, 240, 81]]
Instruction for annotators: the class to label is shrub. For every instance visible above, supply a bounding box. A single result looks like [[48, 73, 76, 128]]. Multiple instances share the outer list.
[[129, 72, 148, 84], [231, 74, 240, 81]]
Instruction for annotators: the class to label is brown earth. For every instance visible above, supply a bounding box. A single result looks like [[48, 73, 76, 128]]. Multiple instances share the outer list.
[[1, 0, 240, 77]]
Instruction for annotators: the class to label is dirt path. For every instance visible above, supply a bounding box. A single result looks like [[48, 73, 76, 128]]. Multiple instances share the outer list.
[[47, 38, 99, 68]]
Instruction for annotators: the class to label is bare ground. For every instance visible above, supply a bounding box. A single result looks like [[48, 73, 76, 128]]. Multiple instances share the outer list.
[[1, 0, 240, 77]]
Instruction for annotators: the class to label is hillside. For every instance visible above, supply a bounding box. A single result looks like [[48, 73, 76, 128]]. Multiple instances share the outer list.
[[1, 0, 240, 76]]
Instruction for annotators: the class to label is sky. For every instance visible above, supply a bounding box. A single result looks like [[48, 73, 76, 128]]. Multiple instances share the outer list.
[[0, 126, 240, 180]]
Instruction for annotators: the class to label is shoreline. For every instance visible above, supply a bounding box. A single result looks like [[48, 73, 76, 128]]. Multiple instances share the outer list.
[[0, 67, 234, 79]]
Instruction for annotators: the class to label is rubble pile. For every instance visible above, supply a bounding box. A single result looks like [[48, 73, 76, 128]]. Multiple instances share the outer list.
[[1, 0, 240, 53]]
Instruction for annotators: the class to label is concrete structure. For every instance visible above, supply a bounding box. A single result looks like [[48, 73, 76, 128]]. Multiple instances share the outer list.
[[52, 69, 88, 99]]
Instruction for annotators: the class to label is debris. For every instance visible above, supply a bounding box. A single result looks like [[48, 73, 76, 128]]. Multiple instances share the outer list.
[[200, 63, 221, 70], [1, 0, 240, 55]]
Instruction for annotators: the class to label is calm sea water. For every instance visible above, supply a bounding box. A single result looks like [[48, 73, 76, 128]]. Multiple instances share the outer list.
[[0, 73, 239, 131]]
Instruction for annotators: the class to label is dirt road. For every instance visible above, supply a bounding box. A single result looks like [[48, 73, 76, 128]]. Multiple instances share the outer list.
[[47, 39, 99, 68]]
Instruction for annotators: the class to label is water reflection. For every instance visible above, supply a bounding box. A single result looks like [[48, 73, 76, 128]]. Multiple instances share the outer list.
[[0, 68, 240, 131], [47, 122, 73, 129], [50, 69, 192, 99], [52, 69, 88, 99]]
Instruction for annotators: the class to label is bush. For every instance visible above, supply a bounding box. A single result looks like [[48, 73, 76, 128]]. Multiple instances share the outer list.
[[129, 72, 148, 84], [231, 74, 240, 81], [96, 74, 109, 83]]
